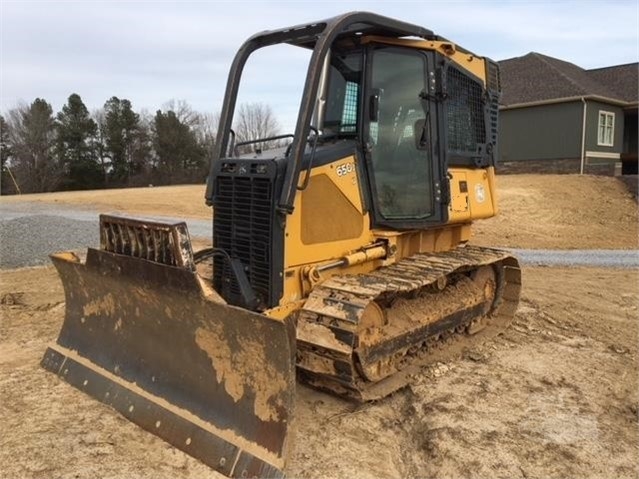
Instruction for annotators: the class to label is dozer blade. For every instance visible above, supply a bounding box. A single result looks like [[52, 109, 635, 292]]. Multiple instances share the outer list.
[[41, 216, 296, 478]]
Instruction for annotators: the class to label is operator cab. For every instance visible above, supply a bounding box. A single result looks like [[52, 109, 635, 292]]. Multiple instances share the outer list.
[[206, 12, 500, 308]]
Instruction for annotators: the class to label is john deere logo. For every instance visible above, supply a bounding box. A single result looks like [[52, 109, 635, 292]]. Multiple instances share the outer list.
[[475, 184, 486, 203]]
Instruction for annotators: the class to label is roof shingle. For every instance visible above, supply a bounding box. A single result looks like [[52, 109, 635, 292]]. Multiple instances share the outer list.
[[498, 52, 638, 106], [587, 63, 638, 103]]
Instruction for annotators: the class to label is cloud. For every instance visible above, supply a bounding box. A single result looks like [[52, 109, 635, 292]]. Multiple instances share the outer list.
[[1, 0, 637, 121]]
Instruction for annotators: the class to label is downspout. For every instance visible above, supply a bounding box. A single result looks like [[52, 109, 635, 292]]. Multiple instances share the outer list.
[[580, 97, 587, 174]]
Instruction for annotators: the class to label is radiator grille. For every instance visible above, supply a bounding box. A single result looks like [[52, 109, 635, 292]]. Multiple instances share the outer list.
[[446, 67, 486, 153], [213, 175, 274, 309]]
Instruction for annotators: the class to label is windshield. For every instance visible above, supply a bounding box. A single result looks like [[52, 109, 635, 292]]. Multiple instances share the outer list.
[[231, 45, 364, 155], [232, 44, 311, 153]]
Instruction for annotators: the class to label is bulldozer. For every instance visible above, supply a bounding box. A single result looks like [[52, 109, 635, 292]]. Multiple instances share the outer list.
[[42, 12, 521, 479]]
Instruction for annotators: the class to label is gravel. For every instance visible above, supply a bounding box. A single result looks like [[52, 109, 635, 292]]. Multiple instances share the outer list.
[[0, 202, 212, 269], [510, 249, 639, 269], [0, 215, 98, 269], [0, 203, 636, 269]]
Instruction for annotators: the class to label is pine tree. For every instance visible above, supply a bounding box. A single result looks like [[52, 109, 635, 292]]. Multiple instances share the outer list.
[[153, 108, 205, 183], [103, 96, 140, 184], [56, 93, 101, 189]]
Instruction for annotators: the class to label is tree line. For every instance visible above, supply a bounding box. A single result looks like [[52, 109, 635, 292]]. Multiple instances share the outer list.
[[0, 94, 280, 194]]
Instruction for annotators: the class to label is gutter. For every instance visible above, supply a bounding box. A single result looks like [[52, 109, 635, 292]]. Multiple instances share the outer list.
[[580, 97, 587, 175], [500, 94, 630, 111]]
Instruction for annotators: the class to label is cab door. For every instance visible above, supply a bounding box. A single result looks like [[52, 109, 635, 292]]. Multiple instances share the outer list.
[[364, 44, 448, 229]]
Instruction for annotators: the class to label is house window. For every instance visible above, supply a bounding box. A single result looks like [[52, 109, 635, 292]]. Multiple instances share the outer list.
[[597, 111, 615, 147]]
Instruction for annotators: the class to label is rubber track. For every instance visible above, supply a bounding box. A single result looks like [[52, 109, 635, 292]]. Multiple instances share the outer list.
[[296, 245, 521, 401]]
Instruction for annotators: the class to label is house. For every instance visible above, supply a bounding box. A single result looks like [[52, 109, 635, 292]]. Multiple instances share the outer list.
[[497, 52, 638, 175]]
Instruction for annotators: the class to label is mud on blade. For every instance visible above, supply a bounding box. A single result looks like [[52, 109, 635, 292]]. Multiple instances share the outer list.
[[41, 216, 296, 478]]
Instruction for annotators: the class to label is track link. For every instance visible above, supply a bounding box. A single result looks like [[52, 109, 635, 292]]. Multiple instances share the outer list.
[[296, 245, 521, 400]]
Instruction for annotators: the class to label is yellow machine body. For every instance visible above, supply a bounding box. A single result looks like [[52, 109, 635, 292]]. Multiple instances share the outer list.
[[276, 160, 497, 313]]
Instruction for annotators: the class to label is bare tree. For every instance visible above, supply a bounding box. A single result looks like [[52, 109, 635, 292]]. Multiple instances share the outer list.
[[162, 99, 200, 128], [197, 111, 220, 141], [234, 102, 281, 153], [192, 111, 219, 165], [0, 114, 19, 194]]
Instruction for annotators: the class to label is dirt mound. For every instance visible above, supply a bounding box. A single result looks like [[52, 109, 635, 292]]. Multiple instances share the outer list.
[[471, 174, 638, 250]]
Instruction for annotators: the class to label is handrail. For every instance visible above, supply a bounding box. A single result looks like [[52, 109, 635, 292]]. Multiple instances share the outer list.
[[233, 133, 295, 156]]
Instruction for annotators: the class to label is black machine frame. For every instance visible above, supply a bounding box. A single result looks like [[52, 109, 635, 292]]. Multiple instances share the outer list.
[[205, 11, 436, 214]]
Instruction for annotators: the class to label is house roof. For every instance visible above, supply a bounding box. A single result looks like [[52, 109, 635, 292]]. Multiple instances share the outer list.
[[587, 63, 638, 103], [498, 52, 638, 107]]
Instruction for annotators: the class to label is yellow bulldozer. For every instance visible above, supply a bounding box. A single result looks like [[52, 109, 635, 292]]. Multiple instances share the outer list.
[[42, 12, 521, 478]]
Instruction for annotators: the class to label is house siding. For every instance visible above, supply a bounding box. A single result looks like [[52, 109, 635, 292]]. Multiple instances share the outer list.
[[584, 100, 624, 154], [499, 101, 582, 162]]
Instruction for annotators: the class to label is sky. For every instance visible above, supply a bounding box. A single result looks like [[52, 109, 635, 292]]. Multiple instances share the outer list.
[[1, 0, 638, 131]]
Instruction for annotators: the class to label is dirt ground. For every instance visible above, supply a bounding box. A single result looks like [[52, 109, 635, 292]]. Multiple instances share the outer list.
[[1, 174, 638, 478], [1, 174, 637, 249], [1, 266, 637, 478], [0, 184, 212, 219]]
